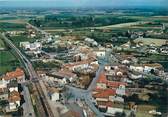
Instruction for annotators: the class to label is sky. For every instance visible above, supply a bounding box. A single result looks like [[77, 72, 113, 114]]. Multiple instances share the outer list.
[[0, 0, 167, 8]]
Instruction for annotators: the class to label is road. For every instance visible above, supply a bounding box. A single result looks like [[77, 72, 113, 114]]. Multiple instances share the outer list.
[[65, 61, 106, 117], [22, 86, 36, 117], [27, 23, 49, 36], [87, 65, 105, 91], [64, 51, 118, 117], [1, 33, 57, 117]]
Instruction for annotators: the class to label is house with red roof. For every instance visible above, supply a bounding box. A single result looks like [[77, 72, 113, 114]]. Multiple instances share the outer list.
[[8, 90, 21, 111], [93, 88, 116, 101], [92, 71, 127, 110], [63, 59, 98, 71], [48, 70, 77, 84], [96, 72, 127, 91], [96, 72, 107, 89], [93, 88, 115, 110], [3, 68, 25, 82]]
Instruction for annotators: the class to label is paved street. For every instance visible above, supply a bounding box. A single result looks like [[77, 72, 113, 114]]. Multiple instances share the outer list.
[[65, 61, 106, 117], [22, 86, 36, 117], [87, 64, 105, 91], [27, 23, 49, 36]]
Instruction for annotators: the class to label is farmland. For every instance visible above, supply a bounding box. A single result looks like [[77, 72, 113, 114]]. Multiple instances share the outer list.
[[0, 50, 20, 74], [0, 22, 25, 31], [134, 38, 167, 46]]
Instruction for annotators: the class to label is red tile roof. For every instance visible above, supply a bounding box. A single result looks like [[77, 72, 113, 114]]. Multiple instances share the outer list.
[[63, 59, 94, 68], [94, 87, 103, 92], [4, 68, 24, 81], [97, 72, 127, 88], [97, 101, 113, 107], [142, 63, 163, 68], [57, 70, 76, 78], [93, 89, 116, 98], [107, 81, 127, 88], [97, 72, 107, 84], [8, 90, 21, 102]]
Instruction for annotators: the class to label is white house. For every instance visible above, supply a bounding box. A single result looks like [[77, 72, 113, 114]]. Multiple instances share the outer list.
[[20, 42, 42, 51], [105, 107, 123, 116], [130, 63, 163, 74], [95, 50, 106, 58], [48, 88, 60, 101], [122, 59, 131, 64], [29, 42, 42, 51], [84, 38, 98, 47], [109, 96, 124, 103], [116, 85, 126, 96], [20, 42, 30, 50], [0, 79, 8, 89], [52, 70, 77, 83], [30, 33, 36, 38], [105, 65, 112, 71], [130, 73, 143, 79], [63, 59, 98, 71], [130, 65, 144, 72], [143, 63, 163, 73]]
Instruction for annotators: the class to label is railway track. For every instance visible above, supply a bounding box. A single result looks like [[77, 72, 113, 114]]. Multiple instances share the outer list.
[[34, 81, 54, 117], [1, 33, 55, 117]]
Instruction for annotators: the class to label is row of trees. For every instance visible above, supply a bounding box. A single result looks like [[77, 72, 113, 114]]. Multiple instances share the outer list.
[[29, 15, 137, 28]]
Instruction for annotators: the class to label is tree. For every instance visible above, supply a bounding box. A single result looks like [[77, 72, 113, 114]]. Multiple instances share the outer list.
[[150, 69, 155, 75]]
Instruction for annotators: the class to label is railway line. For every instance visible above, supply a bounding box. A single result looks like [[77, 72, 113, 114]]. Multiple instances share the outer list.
[[34, 81, 55, 117], [1, 33, 55, 117]]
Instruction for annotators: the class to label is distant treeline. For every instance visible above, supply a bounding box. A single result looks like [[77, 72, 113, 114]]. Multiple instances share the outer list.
[[29, 14, 138, 28], [0, 22, 25, 30]]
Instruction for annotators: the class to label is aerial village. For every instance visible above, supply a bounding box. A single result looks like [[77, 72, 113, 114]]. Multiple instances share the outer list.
[[0, 23, 168, 117]]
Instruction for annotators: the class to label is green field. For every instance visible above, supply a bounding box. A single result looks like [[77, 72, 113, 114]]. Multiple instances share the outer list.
[[0, 50, 20, 74], [9, 35, 34, 47], [134, 38, 167, 46], [0, 22, 25, 31], [0, 19, 26, 24]]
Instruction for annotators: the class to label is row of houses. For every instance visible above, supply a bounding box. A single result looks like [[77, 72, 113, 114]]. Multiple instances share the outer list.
[[92, 58, 165, 116], [0, 68, 25, 112], [92, 71, 127, 116], [130, 63, 164, 76]]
